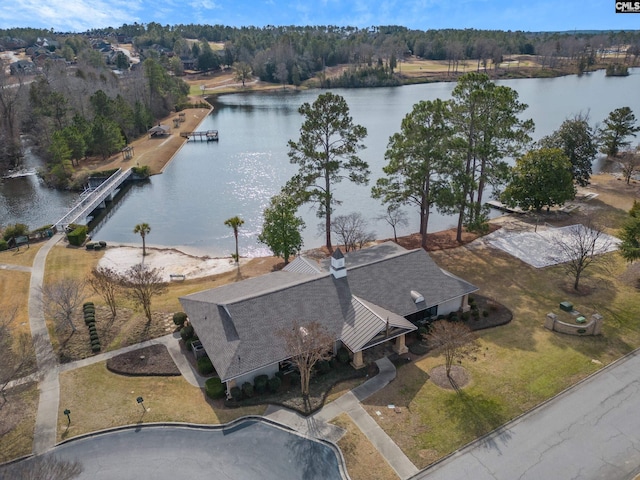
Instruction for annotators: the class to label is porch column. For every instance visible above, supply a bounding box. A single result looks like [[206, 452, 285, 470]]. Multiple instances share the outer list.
[[351, 350, 365, 369], [393, 334, 408, 355], [461, 294, 471, 313], [226, 378, 237, 398]]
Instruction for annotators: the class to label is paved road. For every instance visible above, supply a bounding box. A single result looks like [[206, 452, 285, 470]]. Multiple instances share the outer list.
[[415, 350, 640, 480]]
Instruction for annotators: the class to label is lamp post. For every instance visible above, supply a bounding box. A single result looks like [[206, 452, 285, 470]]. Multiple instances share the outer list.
[[63, 409, 71, 426], [136, 396, 146, 412]]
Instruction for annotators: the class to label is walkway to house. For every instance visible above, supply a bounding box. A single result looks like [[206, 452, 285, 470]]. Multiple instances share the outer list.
[[264, 357, 420, 480]]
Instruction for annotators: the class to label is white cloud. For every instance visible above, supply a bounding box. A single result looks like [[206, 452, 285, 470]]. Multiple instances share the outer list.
[[0, 0, 142, 31], [188, 0, 219, 10]]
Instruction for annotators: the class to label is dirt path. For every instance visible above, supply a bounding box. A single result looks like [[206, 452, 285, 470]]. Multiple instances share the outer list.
[[78, 106, 212, 176]]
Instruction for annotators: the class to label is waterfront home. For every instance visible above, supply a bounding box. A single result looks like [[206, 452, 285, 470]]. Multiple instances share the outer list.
[[179, 242, 477, 393]]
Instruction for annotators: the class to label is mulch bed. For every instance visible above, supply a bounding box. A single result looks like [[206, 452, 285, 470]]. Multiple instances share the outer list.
[[429, 365, 470, 390], [464, 294, 513, 331], [106, 344, 180, 376]]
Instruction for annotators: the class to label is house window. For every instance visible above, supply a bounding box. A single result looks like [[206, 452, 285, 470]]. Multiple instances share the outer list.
[[405, 305, 438, 326]]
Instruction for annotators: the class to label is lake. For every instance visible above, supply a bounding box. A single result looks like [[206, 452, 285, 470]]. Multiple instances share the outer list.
[[3, 68, 640, 257]]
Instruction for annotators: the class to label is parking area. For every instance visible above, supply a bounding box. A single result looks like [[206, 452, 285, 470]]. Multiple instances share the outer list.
[[20, 420, 346, 480]]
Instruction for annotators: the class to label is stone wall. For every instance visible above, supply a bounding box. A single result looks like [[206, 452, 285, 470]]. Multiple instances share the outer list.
[[544, 312, 603, 336]]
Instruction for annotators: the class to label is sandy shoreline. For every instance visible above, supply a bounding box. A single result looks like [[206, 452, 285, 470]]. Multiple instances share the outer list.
[[98, 245, 249, 281]]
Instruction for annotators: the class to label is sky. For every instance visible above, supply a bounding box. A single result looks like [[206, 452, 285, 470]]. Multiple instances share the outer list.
[[0, 0, 639, 33]]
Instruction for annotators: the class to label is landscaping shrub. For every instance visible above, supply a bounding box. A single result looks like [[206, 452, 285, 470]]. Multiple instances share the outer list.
[[0, 239, 8, 251], [268, 376, 282, 393], [472, 309, 480, 319], [289, 371, 300, 387], [83, 302, 94, 309], [85, 243, 95, 250], [91, 344, 101, 353], [482, 310, 489, 317], [66, 225, 88, 246], [461, 311, 471, 321], [418, 326, 429, 337], [2, 223, 29, 241], [316, 360, 331, 375], [253, 374, 268, 394], [173, 312, 188, 327], [86, 321, 95, 329], [275, 371, 284, 380], [230, 386, 242, 401], [91, 340, 101, 348], [242, 382, 254, 398], [337, 347, 350, 364], [90, 333, 99, 342], [197, 356, 214, 375], [180, 324, 194, 342], [205, 378, 225, 400]]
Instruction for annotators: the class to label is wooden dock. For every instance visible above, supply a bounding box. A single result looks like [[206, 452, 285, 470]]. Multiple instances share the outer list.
[[180, 130, 219, 142]]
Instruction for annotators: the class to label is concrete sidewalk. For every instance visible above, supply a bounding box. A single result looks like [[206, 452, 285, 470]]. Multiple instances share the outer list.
[[29, 234, 63, 454], [265, 357, 419, 480]]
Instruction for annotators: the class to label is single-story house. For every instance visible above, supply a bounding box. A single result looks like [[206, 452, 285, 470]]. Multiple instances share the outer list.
[[179, 242, 477, 393]]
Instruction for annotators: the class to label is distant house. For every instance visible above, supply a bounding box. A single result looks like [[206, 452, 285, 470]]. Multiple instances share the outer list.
[[180, 242, 477, 394], [148, 125, 171, 137], [9, 60, 36, 75]]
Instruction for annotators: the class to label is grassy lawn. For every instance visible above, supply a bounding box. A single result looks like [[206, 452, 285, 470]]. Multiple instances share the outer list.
[[57, 362, 265, 442], [364, 243, 640, 469], [0, 383, 39, 462], [0, 242, 43, 267], [331, 413, 399, 480]]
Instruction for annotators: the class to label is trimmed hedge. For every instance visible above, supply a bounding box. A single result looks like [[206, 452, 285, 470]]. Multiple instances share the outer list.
[[197, 356, 214, 375], [268, 376, 281, 393], [242, 382, 254, 398], [254, 374, 268, 394], [67, 225, 88, 246], [204, 378, 225, 400], [337, 347, 350, 364], [230, 386, 242, 401], [173, 312, 188, 327], [180, 324, 194, 342]]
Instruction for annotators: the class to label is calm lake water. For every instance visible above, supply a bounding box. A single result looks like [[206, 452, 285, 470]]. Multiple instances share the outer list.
[[3, 69, 640, 257]]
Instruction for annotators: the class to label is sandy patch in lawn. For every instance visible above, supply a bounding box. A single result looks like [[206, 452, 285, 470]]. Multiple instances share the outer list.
[[98, 245, 247, 281]]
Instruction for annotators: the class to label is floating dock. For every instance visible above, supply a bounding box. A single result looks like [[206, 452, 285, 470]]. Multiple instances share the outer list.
[[181, 130, 219, 141]]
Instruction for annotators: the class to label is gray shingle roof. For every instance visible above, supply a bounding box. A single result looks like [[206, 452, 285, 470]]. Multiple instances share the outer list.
[[180, 242, 477, 382]]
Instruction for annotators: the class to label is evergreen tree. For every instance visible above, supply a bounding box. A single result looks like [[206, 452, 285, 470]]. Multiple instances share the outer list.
[[286, 92, 368, 252]]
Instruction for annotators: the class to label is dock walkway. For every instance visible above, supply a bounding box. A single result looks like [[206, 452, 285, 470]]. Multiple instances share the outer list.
[[180, 130, 219, 141]]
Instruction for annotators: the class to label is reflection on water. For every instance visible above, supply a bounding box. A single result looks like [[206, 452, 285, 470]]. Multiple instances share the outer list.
[[3, 69, 640, 256]]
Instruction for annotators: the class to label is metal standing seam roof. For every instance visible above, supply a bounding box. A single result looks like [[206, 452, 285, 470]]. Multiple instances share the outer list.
[[340, 296, 416, 352]]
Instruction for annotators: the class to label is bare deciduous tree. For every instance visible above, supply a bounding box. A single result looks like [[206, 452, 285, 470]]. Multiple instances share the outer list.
[[0, 306, 36, 407], [121, 264, 167, 324], [553, 220, 613, 290], [87, 266, 121, 319], [0, 455, 82, 480], [427, 320, 477, 387], [329, 212, 375, 252], [376, 205, 409, 242], [279, 320, 333, 405], [41, 278, 86, 333], [619, 148, 640, 185]]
